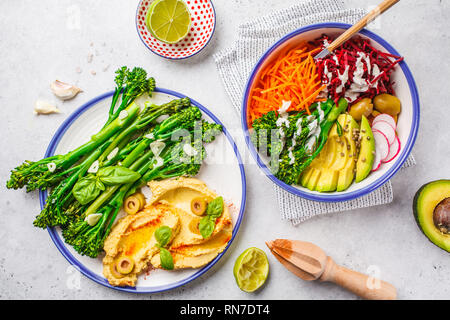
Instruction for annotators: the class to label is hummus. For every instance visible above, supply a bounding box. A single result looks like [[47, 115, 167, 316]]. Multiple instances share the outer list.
[[102, 202, 181, 287], [102, 177, 233, 287]]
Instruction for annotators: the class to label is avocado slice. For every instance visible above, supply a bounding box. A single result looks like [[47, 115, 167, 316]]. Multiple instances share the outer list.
[[300, 167, 314, 188], [336, 115, 359, 192], [355, 116, 375, 183], [306, 168, 322, 191], [316, 169, 339, 192], [301, 114, 359, 193], [413, 180, 450, 252]]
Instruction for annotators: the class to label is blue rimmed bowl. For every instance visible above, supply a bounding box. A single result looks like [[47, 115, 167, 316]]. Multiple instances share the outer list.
[[241, 23, 420, 202]]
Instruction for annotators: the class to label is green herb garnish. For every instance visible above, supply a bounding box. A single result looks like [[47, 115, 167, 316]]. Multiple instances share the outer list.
[[199, 196, 224, 239], [155, 226, 174, 270], [72, 166, 140, 204]]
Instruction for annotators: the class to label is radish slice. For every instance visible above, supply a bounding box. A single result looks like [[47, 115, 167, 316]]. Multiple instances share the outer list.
[[372, 152, 382, 172], [382, 135, 401, 163], [373, 129, 390, 161], [373, 114, 397, 130], [372, 121, 396, 145]]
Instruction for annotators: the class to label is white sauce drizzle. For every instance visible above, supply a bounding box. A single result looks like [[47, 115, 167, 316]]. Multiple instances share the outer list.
[[276, 100, 292, 144], [336, 65, 350, 93], [317, 102, 325, 123], [371, 64, 382, 88], [307, 119, 318, 137], [305, 135, 319, 154]]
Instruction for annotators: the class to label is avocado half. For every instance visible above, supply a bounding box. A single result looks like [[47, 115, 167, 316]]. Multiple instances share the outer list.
[[413, 180, 450, 252]]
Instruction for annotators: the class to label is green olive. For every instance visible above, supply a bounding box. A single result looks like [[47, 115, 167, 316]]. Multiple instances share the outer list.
[[189, 217, 202, 235], [373, 94, 401, 116], [191, 197, 207, 216], [124, 192, 146, 215], [116, 256, 134, 275], [109, 263, 124, 278], [349, 98, 373, 121]]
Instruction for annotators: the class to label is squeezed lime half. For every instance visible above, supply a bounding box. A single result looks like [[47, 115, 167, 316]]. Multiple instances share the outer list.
[[233, 247, 269, 292]]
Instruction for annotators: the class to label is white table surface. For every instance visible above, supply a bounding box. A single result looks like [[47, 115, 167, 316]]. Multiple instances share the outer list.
[[1, 0, 449, 300]]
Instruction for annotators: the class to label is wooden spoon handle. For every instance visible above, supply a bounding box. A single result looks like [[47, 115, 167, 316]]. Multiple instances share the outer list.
[[327, 0, 400, 53], [320, 257, 397, 300]]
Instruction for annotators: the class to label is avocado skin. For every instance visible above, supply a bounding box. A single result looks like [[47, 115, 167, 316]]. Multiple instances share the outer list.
[[413, 180, 450, 252]]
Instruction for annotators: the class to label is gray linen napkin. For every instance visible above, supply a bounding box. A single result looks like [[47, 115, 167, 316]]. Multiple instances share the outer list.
[[213, 0, 415, 225]]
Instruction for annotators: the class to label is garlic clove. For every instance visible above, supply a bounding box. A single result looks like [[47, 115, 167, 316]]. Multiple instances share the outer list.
[[154, 156, 164, 168], [50, 80, 82, 101], [34, 99, 60, 115], [150, 140, 166, 157], [85, 213, 103, 226]]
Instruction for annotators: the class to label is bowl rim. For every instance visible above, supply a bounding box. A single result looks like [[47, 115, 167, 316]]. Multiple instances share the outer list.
[[241, 22, 420, 202], [135, 0, 217, 60]]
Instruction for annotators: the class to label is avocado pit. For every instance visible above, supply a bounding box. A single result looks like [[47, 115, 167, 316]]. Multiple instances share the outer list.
[[433, 198, 450, 234]]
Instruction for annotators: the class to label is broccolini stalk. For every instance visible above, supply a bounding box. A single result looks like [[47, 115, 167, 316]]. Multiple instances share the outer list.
[[105, 66, 156, 127], [99, 98, 191, 165], [33, 134, 118, 228], [7, 103, 140, 192]]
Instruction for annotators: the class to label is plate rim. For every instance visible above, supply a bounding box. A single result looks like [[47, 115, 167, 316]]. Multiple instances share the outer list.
[[241, 22, 420, 202], [135, 0, 217, 60], [39, 87, 247, 293]]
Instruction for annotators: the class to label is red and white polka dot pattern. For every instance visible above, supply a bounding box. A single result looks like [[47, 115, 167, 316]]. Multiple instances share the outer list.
[[136, 0, 216, 59]]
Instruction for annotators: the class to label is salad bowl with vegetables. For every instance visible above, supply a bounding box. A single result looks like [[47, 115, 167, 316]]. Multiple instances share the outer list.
[[242, 23, 419, 202]]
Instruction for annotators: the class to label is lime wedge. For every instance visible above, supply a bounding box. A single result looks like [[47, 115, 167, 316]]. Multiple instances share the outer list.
[[146, 0, 191, 44], [233, 247, 269, 292]]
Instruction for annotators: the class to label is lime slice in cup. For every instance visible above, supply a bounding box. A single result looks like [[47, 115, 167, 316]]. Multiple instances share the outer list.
[[146, 0, 191, 44], [233, 247, 269, 292]]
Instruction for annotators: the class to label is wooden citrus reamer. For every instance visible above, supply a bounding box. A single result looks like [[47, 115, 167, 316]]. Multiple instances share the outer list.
[[315, 0, 400, 59], [266, 239, 397, 300]]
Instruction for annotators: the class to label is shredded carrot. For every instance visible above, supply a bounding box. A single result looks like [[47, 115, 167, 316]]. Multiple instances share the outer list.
[[248, 43, 325, 125]]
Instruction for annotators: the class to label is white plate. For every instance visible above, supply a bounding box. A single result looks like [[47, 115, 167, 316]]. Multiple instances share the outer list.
[[40, 88, 246, 293]]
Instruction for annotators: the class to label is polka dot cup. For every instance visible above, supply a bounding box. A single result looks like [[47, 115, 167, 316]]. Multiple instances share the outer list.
[[136, 0, 216, 59]]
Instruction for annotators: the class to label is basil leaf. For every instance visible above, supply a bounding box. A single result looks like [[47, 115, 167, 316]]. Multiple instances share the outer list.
[[97, 166, 141, 185], [206, 196, 224, 219], [72, 175, 104, 205], [199, 216, 216, 239], [159, 247, 174, 270], [96, 178, 106, 191], [155, 226, 172, 247]]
